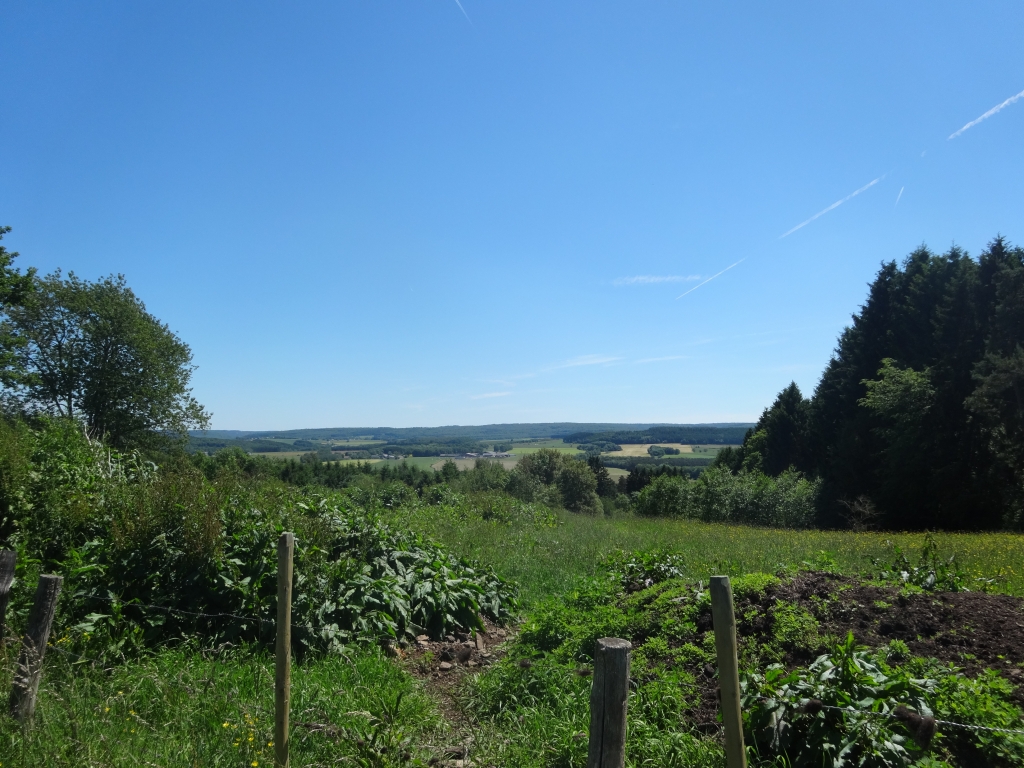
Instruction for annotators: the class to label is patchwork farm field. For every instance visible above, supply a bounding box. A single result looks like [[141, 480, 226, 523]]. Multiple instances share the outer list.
[[603, 443, 739, 457], [612, 442, 695, 456], [504, 438, 581, 455], [431, 457, 519, 471]]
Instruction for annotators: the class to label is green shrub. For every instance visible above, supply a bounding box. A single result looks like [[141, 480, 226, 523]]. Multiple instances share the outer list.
[[634, 467, 818, 528], [0, 418, 519, 657]]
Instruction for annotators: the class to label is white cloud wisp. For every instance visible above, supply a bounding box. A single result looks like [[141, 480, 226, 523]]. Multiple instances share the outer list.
[[675, 259, 745, 299], [949, 87, 1024, 140], [780, 175, 885, 238]]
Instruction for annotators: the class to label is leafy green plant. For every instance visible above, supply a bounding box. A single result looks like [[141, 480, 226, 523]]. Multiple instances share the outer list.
[[59, 490, 519, 657], [741, 633, 937, 767], [741, 633, 1024, 767], [873, 535, 969, 592], [603, 548, 689, 591]]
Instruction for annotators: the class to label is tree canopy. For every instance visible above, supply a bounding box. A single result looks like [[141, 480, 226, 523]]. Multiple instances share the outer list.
[[718, 237, 1024, 530], [0, 227, 37, 388], [1, 261, 210, 449]]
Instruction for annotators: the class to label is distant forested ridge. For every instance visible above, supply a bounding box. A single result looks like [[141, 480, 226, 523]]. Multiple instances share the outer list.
[[561, 425, 751, 445], [188, 422, 753, 453], [718, 238, 1024, 530]]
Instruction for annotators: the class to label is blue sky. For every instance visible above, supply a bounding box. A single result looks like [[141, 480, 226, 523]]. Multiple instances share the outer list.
[[2, 2, 1022, 430]]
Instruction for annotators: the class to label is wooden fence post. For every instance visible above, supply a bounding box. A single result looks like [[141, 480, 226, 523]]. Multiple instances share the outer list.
[[9, 574, 62, 723], [275, 532, 295, 768], [0, 550, 15, 644], [710, 575, 747, 768], [587, 637, 631, 768]]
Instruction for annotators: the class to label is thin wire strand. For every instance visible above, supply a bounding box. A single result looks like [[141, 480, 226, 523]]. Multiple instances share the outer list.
[[818, 703, 1024, 736], [80, 594, 272, 626]]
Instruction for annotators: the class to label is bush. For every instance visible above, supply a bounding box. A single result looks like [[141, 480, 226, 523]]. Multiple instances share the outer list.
[[634, 466, 818, 528], [507, 450, 601, 514], [556, 460, 601, 515], [458, 458, 509, 492], [0, 418, 519, 658]]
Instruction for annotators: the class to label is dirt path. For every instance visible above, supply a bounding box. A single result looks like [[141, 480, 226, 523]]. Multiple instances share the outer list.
[[394, 619, 516, 763]]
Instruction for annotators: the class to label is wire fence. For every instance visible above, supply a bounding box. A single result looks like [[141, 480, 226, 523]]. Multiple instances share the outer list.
[[2, 554, 1023, 767], [816, 703, 1024, 737], [81, 593, 275, 627]]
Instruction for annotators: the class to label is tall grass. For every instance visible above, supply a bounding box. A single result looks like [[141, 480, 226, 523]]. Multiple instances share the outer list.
[[0, 643, 443, 767], [388, 505, 1024, 604]]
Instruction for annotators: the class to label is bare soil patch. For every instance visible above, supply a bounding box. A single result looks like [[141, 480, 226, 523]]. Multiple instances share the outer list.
[[395, 618, 515, 731], [683, 572, 1024, 729]]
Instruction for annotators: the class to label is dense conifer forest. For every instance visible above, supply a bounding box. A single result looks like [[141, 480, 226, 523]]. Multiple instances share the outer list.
[[714, 238, 1024, 530]]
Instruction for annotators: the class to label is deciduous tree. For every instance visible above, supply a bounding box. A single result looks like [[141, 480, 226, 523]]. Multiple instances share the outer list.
[[3, 271, 209, 449]]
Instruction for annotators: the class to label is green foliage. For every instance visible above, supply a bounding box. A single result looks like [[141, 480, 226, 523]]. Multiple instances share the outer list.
[[648, 445, 681, 457], [576, 440, 621, 453], [967, 346, 1024, 528], [470, 601, 723, 768], [603, 549, 689, 591], [556, 459, 601, 515], [2, 271, 209, 449], [0, 644, 443, 767], [515, 448, 571, 485], [587, 454, 618, 498], [634, 467, 818, 528], [731, 239, 1024, 531], [0, 419, 518, 657], [742, 633, 1024, 767], [562, 425, 750, 445], [929, 667, 1024, 765], [506, 449, 601, 514], [0, 226, 36, 387], [460, 458, 509, 491], [742, 633, 936, 767], [871, 535, 971, 592]]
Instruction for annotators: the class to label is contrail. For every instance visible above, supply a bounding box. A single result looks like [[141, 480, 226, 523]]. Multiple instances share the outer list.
[[949, 87, 1024, 140], [780, 174, 885, 238], [895, 186, 904, 207], [676, 259, 745, 299], [452, 0, 472, 22]]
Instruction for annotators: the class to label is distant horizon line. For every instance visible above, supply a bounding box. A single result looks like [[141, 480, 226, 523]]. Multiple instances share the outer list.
[[192, 420, 756, 436]]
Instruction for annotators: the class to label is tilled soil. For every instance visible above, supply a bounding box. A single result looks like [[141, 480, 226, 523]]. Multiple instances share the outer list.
[[686, 571, 1024, 727], [401, 573, 1024, 751]]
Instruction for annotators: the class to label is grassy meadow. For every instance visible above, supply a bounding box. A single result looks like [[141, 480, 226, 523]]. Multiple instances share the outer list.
[[4, 498, 1024, 767], [389, 506, 1024, 606], [505, 439, 581, 455], [3, 439, 1023, 767], [0, 644, 443, 768]]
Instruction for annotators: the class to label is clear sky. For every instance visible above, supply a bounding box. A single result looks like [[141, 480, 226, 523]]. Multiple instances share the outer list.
[[2, 2, 1022, 430]]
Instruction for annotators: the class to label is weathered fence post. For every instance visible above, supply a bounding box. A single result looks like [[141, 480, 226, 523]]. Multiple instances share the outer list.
[[9, 574, 62, 723], [587, 637, 631, 768], [710, 575, 747, 768], [0, 550, 15, 643], [275, 532, 295, 768]]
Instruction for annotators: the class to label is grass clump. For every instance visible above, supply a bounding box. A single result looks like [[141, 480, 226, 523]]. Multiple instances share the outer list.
[[0, 644, 442, 768]]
